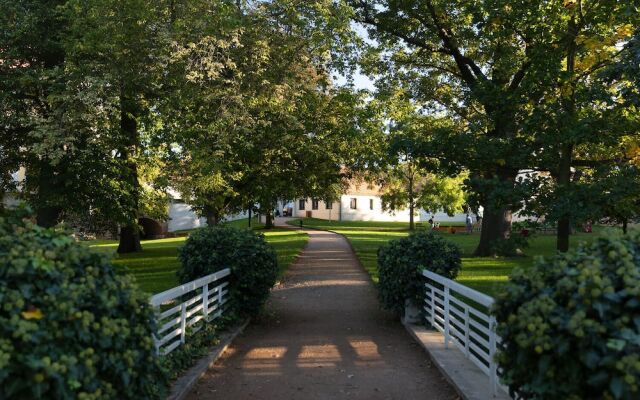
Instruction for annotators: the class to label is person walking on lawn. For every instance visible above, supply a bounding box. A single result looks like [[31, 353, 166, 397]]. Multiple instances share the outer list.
[[466, 213, 473, 234]]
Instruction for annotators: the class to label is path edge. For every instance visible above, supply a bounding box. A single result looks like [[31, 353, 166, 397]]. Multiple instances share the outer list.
[[283, 221, 373, 281], [167, 319, 250, 400], [403, 322, 511, 400]]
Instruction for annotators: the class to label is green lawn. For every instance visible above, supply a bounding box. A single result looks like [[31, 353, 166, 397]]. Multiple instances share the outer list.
[[290, 218, 604, 297], [86, 225, 307, 295]]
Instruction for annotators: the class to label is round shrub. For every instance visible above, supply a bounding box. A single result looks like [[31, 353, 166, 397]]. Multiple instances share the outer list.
[[0, 210, 166, 399], [493, 231, 640, 399], [177, 226, 278, 318], [377, 230, 461, 315]]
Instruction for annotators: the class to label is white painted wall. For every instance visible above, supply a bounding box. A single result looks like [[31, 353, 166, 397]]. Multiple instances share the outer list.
[[339, 195, 416, 222], [419, 210, 467, 223], [167, 203, 252, 232], [293, 198, 340, 220], [292, 194, 481, 224], [167, 202, 207, 232]]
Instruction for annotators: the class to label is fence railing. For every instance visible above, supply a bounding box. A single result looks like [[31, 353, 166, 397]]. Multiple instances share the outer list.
[[422, 270, 502, 395], [149, 269, 231, 355]]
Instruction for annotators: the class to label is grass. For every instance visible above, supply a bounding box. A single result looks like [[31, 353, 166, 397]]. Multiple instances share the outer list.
[[86, 225, 307, 295], [290, 217, 604, 297]]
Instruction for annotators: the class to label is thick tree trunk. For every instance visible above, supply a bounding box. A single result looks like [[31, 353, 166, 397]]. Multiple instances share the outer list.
[[36, 207, 62, 228], [265, 210, 274, 229], [556, 143, 575, 253], [556, 17, 578, 253], [34, 160, 63, 228], [474, 206, 513, 256], [118, 224, 142, 253], [116, 91, 142, 253], [204, 206, 221, 226]]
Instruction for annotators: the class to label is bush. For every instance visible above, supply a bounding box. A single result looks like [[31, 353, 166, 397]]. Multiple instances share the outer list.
[[377, 231, 462, 315], [490, 234, 530, 257], [177, 226, 278, 318], [0, 209, 166, 399], [493, 232, 640, 399]]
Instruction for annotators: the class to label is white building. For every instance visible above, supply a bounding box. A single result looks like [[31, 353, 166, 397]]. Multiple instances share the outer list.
[[293, 181, 475, 223], [166, 189, 250, 232]]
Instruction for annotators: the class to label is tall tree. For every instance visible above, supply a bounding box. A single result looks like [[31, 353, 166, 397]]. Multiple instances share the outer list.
[[164, 0, 366, 229], [351, 0, 639, 254], [62, 0, 170, 252], [531, 1, 639, 251], [0, 0, 68, 225]]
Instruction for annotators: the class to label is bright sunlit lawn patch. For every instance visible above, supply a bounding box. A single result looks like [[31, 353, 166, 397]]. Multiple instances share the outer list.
[[85, 228, 307, 295], [291, 217, 604, 297]]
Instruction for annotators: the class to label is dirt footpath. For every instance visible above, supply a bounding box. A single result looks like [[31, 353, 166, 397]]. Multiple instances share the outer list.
[[186, 229, 458, 400]]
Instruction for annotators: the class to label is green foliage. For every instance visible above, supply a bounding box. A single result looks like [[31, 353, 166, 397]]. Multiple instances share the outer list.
[[177, 226, 278, 318], [489, 223, 534, 257], [160, 324, 219, 382], [493, 232, 640, 400], [352, 0, 640, 254], [377, 231, 461, 315], [0, 209, 166, 399]]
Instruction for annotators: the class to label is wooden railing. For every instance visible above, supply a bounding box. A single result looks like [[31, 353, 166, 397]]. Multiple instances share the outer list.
[[149, 269, 231, 355], [422, 270, 502, 395]]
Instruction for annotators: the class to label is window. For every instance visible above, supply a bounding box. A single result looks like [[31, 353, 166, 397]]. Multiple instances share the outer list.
[[298, 199, 306, 210], [325, 201, 332, 210], [312, 199, 319, 210], [369, 198, 374, 210], [350, 198, 357, 209]]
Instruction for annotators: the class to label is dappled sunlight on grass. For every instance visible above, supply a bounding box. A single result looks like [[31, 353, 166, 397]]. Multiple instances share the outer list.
[[293, 218, 606, 296], [84, 227, 307, 295]]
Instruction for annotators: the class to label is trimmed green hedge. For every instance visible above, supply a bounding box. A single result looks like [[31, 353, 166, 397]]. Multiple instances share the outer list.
[[177, 225, 278, 318], [377, 231, 461, 315], [0, 210, 166, 399], [494, 231, 640, 399]]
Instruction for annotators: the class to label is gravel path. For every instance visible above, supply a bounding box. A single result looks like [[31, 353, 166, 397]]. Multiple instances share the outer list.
[[186, 228, 458, 400]]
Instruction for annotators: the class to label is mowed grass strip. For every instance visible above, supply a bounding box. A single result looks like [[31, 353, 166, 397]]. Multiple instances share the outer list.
[[87, 225, 307, 295], [290, 218, 602, 297]]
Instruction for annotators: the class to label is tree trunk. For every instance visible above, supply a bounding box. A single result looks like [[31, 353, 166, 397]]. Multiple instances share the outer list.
[[556, 144, 574, 252], [556, 17, 578, 253], [118, 224, 142, 253], [116, 90, 142, 253], [409, 202, 415, 231], [265, 210, 274, 229], [408, 174, 415, 231], [36, 206, 62, 228], [248, 208, 252, 227], [474, 205, 513, 256], [34, 160, 63, 228], [622, 218, 628, 234], [204, 206, 221, 226]]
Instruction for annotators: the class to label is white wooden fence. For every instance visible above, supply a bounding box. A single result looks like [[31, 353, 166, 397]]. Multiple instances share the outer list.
[[422, 270, 502, 395], [149, 269, 231, 355]]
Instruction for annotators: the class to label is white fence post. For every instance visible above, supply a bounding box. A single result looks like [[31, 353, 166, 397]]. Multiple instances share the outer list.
[[430, 286, 435, 327], [149, 268, 231, 355], [180, 303, 187, 344], [464, 307, 470, 357], [489, 315, 498, 395], [422, 269, 503, 396], [202, 283, 209, 320], [443, 286, 450, 349]]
